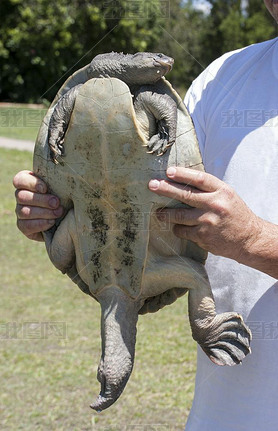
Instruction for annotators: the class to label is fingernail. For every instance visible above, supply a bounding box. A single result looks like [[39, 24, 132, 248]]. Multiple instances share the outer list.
[[53, 206, 63, 217], [48, 219, 55, 225], [36, 183, 45, 193], [49, 197, 59, 208], [167, 167, 176, 177], [149, 179, 160, 190]]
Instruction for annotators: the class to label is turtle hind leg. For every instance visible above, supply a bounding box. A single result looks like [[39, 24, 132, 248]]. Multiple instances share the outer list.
[[139, 287, 188, 315], [48, 84, 82, 163], [197, 312, 252, 366], [188, 280, 252, 366]]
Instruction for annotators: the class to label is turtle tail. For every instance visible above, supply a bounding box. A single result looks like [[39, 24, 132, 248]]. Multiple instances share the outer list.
[[90, 287, 139, 412]]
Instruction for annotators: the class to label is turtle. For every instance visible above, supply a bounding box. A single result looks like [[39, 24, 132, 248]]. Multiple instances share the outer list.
[[33, 58, 252, 413], [47, 52, 177, 164]]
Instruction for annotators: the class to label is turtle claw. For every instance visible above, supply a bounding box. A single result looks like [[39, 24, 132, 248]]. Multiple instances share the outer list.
[[147, 119, 166, 153], [147, 136, 167, 155], [147, 135, 168, 156], [147, 119, 175, 156], [49, 137, 64, 164], [48, 83, 82, 164], [159, 138, 175, 155]]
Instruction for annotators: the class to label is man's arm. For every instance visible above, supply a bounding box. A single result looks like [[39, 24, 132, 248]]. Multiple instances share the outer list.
[[149, 166, 278, 279], [13, 170, 63, 241]]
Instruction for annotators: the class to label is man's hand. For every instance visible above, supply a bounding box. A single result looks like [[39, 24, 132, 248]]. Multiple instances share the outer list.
[[148, 167, 263, 262], [13, 170, 63, 241]]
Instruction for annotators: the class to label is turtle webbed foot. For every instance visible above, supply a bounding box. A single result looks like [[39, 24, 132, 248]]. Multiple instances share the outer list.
[[147, 120, 174, 156], [197, 312, 252, 366], [49, 132, 65, 164]]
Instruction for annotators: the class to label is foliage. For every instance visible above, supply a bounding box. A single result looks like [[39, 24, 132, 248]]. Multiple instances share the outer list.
[[0, 148, 196, 429], [0, 0, 277, 103], [152, 0, 205, 93], [203, 0, 277, 63], [0, 0, 164, 103], [245, 0, 277, 45]]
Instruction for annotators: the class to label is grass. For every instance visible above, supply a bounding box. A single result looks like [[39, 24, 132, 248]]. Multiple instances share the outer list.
[[0, 148, 196, 430], [0, 106, 46, 141]]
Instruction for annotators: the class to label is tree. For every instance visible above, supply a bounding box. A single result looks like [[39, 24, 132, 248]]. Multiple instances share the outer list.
[[1, 0, 277, 102], [0, 0, 164, 102], [202, 0, 277, 65], [244, 0, 277, 45], [152, 0, 206, 93], [201, 0, 244, 63]]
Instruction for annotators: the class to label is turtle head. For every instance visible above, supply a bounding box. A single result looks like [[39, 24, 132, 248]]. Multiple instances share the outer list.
[[130, 52, 174, 84], [87, 51, 174, 85]]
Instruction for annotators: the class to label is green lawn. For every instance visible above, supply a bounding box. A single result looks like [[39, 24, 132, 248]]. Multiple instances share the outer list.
[[0, 148, 196, 430], [0, 106, 46, 141]]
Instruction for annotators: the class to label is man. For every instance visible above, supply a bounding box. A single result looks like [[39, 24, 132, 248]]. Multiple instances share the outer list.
[[13, 2, 278, 428]]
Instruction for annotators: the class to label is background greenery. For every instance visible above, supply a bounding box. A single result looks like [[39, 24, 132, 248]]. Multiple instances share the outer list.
[[0, 106, 46, 140], [0, 148, 196, 430], [1, 0, 277, 103], [0, 1, 277, 429]]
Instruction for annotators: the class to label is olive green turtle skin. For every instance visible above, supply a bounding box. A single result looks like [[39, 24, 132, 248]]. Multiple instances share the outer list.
[[47, 52, 176, 163], [33, 76, 251, 412]]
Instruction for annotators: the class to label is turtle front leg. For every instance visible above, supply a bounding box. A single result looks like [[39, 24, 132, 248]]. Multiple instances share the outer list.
[[188, 276, 252, 366], [134, 86, 177, 156], [48, 84, 83, 164]]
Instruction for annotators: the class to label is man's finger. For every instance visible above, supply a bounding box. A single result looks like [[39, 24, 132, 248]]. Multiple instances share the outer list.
[[172, 224, 199, 243], [148, 179, 210, 208], [156, 207, 203, 226], [16, 204, 63, 220], [166, 167, 223, 192], [15, 190, 60, 209], [13, 170, 47, 194], [17, 218, 55, 236]]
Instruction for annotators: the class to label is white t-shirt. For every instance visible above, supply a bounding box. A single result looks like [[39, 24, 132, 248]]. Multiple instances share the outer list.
[[184, 38, 278, 431]]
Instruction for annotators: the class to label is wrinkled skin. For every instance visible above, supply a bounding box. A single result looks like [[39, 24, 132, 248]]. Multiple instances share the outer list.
[[48, 52, 175, 163], [33, 76, 251, 412]]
